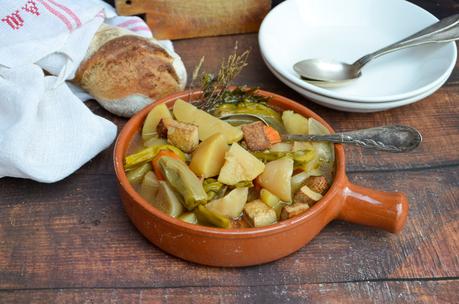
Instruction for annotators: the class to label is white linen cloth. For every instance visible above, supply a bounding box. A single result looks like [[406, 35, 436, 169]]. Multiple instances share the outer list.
[[0, 0, 160, 182]]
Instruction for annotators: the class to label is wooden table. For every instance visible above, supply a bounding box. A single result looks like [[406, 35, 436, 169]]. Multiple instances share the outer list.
[[1, 1, 458, 303]]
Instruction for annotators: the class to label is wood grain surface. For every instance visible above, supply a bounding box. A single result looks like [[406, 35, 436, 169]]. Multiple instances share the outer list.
[[1, 0, 458, 303], [0, 167, 458, 290], [115, 0, 271, 39], [1, 281, 457, 304]]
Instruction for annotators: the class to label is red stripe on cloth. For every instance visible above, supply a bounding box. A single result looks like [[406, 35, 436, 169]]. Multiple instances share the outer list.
[[46, 0, 81, 28], [130, 26, 151, 32], [37, 0, 72, 31], [116, 19, 143, 28]]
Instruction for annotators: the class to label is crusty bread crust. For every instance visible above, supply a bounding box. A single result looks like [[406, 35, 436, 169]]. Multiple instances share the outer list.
[[74, 24, 187, 117], [75, 35, 180, 100]]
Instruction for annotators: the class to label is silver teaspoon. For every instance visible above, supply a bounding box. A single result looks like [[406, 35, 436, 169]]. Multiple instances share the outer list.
[[220, 114, 422, 152], [293, 14, 459, 83]]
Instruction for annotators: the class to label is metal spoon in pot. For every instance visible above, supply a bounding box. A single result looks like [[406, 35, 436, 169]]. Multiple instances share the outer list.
[[221, 114, 422, 153], [293, 14, 459, 83]]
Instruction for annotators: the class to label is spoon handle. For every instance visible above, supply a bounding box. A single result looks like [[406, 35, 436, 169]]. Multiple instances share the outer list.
[[354, 14, 459, 68], [282, 125, 422, 153]]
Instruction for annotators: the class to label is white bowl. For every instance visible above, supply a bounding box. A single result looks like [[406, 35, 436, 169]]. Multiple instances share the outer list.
[[264, 57, 449, 112], [259, 0, 457, 103]]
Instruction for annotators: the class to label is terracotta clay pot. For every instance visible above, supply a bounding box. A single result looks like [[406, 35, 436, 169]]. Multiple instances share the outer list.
[[114, 90, 409, 267]]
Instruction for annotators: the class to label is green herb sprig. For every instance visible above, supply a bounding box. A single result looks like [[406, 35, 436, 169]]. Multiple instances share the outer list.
[[191, 44, 251, 112]]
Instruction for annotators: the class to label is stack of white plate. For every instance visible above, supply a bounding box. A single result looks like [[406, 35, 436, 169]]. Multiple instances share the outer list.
[[259, 0, 457, 112]]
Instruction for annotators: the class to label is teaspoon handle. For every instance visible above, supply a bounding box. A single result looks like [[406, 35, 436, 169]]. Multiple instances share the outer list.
[[282, 125, 422, 153], [354, 14, 459, 69]]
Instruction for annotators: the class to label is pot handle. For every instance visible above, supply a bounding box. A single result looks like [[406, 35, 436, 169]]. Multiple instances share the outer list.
[[337, 180, 409, 233]]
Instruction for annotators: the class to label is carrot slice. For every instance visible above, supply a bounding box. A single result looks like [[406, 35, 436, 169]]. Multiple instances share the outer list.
[[152, 150, 182, 180], [264, 126, 282, 145], [293, 168, 304, 175]]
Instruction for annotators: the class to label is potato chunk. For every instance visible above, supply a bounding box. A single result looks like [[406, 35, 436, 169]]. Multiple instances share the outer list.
[[218, 143, 265, 186], [257, 157, 293, 202], [161, 118, 199, 153], [280, 202, 309, 220], [189, 133, 228, 178], [206, 187, 248, 218], [243, 200, 277, 227], [142, 103, 173, 140], [282, 110, 308, 134], [173, 99, 243, 144]]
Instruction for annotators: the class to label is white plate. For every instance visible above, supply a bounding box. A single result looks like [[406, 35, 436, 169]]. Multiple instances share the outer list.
[[264, 58, 449, 112], [263, 52, 449, 105], [259, 0, 457, 103]]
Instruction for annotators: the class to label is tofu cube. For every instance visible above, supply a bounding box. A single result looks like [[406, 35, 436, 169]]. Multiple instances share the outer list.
[[280, 202, 310, 220], [160, 118, 199, 153], [305, 176, 329, 194], [241, 121, 271, 151], [243, 199, 277, 227]]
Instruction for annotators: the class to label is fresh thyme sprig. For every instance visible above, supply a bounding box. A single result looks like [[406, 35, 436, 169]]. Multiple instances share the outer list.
[[189, 56, 205, 92], [192, 44, 251, 112]]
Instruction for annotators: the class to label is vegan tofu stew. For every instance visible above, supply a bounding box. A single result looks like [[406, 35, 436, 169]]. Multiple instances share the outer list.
[[124, 97, 335, 229]]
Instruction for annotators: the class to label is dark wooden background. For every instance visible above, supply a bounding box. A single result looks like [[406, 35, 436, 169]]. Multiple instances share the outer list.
[[1, 0, 458, 303]]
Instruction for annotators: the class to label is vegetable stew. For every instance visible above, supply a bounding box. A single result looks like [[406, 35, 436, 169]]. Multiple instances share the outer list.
[[124, 94, 335, 229]]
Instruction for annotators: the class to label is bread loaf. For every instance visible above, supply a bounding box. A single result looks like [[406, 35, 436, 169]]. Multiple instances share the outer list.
[[74, 24, 187, 117]]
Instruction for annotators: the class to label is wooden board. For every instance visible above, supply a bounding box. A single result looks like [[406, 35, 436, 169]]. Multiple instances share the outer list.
[[115, 0, 271, 39], [1, 280, 458, 304], [0, 167, 457, 289], [1, 1, 459, 302]]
